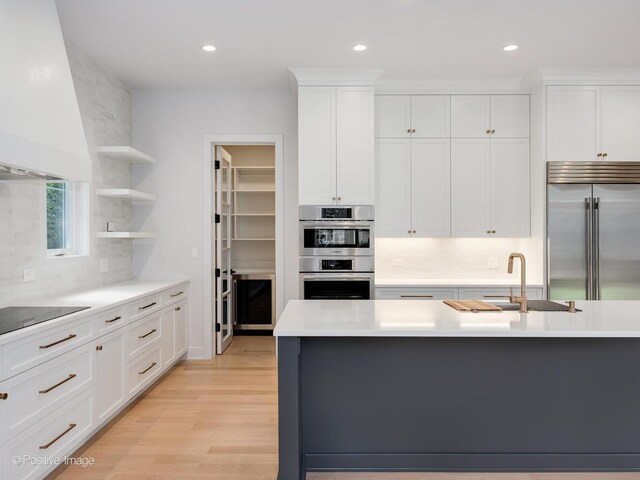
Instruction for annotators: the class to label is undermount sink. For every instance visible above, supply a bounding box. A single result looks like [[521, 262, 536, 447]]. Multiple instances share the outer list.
[[485, 300, 578, 313]]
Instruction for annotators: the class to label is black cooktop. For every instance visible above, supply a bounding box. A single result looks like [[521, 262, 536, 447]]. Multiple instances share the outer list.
[[0, 306, 90, 336]]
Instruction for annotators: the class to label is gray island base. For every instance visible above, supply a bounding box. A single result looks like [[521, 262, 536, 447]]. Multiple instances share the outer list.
[[275, 300, 640, 479]]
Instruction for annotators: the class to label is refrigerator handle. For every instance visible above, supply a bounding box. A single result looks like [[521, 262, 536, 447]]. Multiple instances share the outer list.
[[594, 197, 601, 300], [586, 197, 593, 300]]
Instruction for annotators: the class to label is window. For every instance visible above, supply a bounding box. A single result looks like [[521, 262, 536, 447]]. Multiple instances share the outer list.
[[46, 182, 89, 257]]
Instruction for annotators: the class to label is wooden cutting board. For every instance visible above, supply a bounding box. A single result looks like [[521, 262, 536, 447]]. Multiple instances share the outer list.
[[443, 300, 503, 312]]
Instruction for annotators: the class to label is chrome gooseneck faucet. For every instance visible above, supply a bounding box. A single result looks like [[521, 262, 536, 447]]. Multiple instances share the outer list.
[[507, 253, 528, 313]]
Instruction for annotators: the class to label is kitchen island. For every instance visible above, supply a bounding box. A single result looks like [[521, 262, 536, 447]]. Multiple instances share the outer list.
[[274, 299, 640, 479]]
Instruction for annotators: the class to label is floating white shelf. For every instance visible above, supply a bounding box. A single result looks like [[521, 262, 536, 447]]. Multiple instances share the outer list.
[[97, 232, 156, 239], [96, 146, 157, 165], [96, 189, 156, 205]]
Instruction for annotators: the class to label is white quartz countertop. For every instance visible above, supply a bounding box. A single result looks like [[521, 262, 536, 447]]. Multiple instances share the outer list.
[[273, 299, 640, 338], [375, 278, 544, 288], [0, 279, 189, 345]]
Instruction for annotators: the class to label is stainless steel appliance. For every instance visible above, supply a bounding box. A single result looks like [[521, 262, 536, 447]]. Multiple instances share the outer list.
[[299, 205, 375, 300], [299, 257, 375, 300], [233, 273, 275, 330], [299, 205, 374, 256], [547, 161, 640, 300], [0, 306, 90, 335]]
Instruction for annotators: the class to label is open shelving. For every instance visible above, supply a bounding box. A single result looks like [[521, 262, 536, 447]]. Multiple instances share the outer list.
[[96, 145, 157, 239]]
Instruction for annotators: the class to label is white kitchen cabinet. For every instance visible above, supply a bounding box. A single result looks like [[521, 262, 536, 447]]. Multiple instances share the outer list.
[[411, 139, 451, 236], [601, 86, 640, 161], [452, 95, 528, 138], [298, 87, 336, 205], [174, 300, 188, 358], [451, 139, 492, 236], [374, 95, 450, 138], [547, 86, 601, 161], [411, 96, 450, 138], [299, 86, 374, 205], [490, 139, 531, 237], [490, 95, 530, 138], [375, 139, 412, 236], [458, 286, 544, 300], [451, 138, 530, 237], [94, 330, 126, 426], [161, 307, 176, 368], [376, 287, 458, 300], [374, 95, 411, 138], [336, 87, 375, 204], [451, 95, 491, 137], [375, 138, 450, 237]]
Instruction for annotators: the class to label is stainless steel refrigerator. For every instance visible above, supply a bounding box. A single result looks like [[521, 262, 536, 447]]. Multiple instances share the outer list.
[[547, 162, 640, 300]]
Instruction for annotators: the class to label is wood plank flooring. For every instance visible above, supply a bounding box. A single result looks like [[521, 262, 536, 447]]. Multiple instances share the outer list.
[[49, 336, 637, 480]]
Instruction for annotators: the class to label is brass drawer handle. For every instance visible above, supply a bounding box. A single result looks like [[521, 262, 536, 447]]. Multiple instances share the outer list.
[[0, 393, 8, 400], [39, 374, 76, 394], [138, 302, 157, 311], [175, 306, 181, 312], [39, 423, 77, 449], [138, 362, 157, 375], [400, 295, 434, 298], [96, 345, 103, 351], [39, 334, 76, 349], [105, 316, 122, 324], [138, 328, 157, 339], [170, 291, 184, 298]]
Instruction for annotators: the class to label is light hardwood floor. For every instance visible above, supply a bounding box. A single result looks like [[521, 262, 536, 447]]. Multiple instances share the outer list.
[[49, 336, 638, 480]]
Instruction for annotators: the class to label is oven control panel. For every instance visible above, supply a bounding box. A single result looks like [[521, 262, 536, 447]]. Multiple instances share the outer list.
[[321, 207, 353, 219], [321, 259, 353, 271]]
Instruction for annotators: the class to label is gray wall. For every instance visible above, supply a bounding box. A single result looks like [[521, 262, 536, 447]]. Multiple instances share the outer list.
[[0, 45, 134, 305]]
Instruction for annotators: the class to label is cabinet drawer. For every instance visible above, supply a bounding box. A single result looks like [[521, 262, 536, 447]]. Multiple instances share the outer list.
[[161, 286, 188, 306], [127, 294, 162, 322], [376, 287, 458, 300], [126, 313, 161, 361], [2, 344, 93, 440], [127, 346, 162, 398], [3, 317, 92, 378], [4, 389, 93, 480], [458, 287, 543, 300], [92, 307, 126, 336]]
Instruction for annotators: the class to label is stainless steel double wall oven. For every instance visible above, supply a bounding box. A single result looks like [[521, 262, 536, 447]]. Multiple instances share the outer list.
[[299, 206, 375, 300]]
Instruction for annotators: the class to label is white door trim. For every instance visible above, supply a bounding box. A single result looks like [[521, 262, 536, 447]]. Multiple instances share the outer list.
[[202, 133, 284, 358]]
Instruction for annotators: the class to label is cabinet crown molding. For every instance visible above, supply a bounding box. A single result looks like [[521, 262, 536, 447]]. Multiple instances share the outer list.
[[525, 67, 640, 88], [289, 67, 383, 87]]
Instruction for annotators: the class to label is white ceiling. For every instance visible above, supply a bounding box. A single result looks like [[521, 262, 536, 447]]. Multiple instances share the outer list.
[[56, 0, 640, 90]]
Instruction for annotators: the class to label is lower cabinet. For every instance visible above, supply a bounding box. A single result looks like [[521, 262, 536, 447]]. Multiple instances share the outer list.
[[161, 299, 188, 369], [376, 286, 544, 301], [126, 346, 162, 398], [94, 330, 126, 427]]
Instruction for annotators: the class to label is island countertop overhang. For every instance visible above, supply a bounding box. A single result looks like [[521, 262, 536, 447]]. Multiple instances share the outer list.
[[273, 299, 640, 338]]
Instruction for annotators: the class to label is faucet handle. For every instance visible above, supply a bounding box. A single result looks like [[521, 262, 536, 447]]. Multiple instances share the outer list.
[[565, 300, 576, 313]]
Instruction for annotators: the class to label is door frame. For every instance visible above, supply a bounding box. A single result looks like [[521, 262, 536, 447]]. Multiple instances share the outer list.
[[203, 134, 284, 358]]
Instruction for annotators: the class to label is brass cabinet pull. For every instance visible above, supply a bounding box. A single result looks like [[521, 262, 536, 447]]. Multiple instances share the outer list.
[[170, 291, 184, 298], [491, 129, 496, 134], [175, 306, 181, 312], [39, 334, 76, 349], [138, 362, 157, 375], [487, 230, 491, 234], [406, 129, 412, 134], [105, 316, 122, 324], [400, 295, 434, 298], [0, 393, 8, 400], [602, 152, 608, 157], [597, 153, 603, 157], [138, 329, 157, 339], [96, 345, 103, 351], [492, 230, 496, 234], [39, 374, 76, 394], [337, 197, 342, 201], [411, 128, 416, 133], [486, 129, 491, 134], [407, 230, 411, 234], [39, 423, 76, 449], [138, 302, 157, 311]]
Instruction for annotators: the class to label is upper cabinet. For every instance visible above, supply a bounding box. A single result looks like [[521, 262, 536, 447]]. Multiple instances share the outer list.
[[298, 85, 374, 205], [375, 95, 450, 138], [451, 95, 529, 138], [547, 85, 640, 161]]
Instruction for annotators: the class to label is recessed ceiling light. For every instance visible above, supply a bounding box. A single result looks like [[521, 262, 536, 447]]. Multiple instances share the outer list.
[[353, 44, 367, 52], [503, 44, 518, 52], [202, 44, 216, 52]]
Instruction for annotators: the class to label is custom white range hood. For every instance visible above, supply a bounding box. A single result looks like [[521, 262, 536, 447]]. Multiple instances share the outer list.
[[0, 0, 91, 182]]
